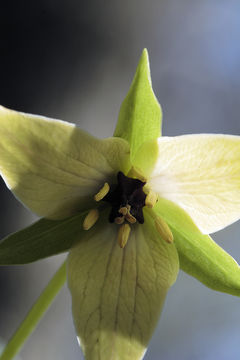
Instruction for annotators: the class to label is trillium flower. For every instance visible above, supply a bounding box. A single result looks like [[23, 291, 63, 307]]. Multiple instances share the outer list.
[[1, 49, 240, 360]]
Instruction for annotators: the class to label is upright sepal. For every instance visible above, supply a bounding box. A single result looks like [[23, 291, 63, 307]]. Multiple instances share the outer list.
[[114, 49, 162, 161]]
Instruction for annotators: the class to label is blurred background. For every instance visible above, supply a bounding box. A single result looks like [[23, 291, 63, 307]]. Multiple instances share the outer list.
[[1, 0, 240, 359]]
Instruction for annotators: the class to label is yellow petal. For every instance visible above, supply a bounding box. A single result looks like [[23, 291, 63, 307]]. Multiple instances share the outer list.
[[149, 134, 240, 234], [68, 212, 178, 360], [0, 106, 130, 219]]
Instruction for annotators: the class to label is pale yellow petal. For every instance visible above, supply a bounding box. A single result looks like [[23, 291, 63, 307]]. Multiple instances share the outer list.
[[68, 212, 178, 360], [0, 106, 130, 219], [149, 134, 240, 234]]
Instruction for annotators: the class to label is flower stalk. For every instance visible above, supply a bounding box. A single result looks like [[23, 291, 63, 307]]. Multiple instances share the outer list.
[[0, 261, 67, 360]]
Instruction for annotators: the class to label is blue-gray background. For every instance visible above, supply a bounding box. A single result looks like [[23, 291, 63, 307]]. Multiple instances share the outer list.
[[0, 1, 240, 359]]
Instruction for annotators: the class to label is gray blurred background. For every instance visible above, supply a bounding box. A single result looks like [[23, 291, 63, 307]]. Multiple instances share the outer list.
[[1, 0, 240, 359]]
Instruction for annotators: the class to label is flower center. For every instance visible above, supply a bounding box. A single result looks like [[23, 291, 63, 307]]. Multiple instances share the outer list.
[[103, 171, 147, 224], [82, 171, 161, 249]]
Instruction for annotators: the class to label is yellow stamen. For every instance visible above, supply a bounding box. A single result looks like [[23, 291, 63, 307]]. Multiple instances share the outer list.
[[119, 207, 128, 216], [155, 216, 173, 244], [117, 223, 131, 248], [127, 167, 147, 182], [83, 209, 99, 230], [125, 212, 136, 224], [145, 190, 158, 208], [94, 182, 110, 202], [115, 216, 125, 225]]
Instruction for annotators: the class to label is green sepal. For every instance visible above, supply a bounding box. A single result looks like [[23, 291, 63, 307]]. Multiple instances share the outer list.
[[154, 198, 240, 296], [114, 49, 162, 161], [0, 211, 87, 265], [173, 228, 240, 296]]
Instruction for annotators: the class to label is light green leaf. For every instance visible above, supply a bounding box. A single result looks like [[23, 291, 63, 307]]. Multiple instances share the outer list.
[[114, 49, 162, 162], [0, 106, 130, 220], [154, 198, 240, 296], [68, 211, 178, 360], [0, 211, 87, 265]]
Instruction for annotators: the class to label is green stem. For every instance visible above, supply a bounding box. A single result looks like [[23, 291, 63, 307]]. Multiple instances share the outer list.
[[0, 260, 67, 360]]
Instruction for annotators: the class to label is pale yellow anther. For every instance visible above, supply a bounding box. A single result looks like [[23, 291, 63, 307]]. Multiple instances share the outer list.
[[145, 190, 158, 208], [155, 216, 174, 244], [115, 216, 125, 225], [117, 223, 131, 248], [119, 207, 128, 216], [94, 182, 110, 202], [125, 212, 137, 224], [83, 209, 99, 230], [127, 167, 147, 183]]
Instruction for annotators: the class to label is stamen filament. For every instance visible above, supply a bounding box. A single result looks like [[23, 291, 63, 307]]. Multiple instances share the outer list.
[[155, 216, 173, 244], [94, 182, 110, 202], [117, 223, 131, 248], [83, 209, 99, 230], [127, 167, 147, 182]]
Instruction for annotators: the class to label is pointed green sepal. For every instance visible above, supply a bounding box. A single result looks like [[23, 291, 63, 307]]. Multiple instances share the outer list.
[[154, 198, 240, 296], [114, 49, 162, 161], [0, 211, 87, 265], [173, 228, 240, 296]]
